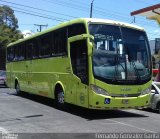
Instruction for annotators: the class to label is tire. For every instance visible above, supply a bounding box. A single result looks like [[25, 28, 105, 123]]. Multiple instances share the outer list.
[[15, 82, 21, 95], [55, 86, 65, 109]]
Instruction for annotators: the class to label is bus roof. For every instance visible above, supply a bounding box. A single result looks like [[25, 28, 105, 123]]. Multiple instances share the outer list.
[[85, 18, 144, 30], [8, 18, 145, 47]]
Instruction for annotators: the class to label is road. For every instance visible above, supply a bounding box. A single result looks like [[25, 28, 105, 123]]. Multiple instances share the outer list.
[[0, 86, 160, 139]]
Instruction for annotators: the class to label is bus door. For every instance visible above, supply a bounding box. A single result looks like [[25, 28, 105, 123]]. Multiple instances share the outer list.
[[69, 39, 89, 108]]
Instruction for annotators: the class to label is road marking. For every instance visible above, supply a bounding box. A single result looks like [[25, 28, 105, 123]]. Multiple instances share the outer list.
[[0, 127, 9, 134], [106, 119, 156, 133]]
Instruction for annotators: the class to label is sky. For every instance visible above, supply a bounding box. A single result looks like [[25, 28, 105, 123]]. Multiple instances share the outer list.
[[0, 0, 159, 40]]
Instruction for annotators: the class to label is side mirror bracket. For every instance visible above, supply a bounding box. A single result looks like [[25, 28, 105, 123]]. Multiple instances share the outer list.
[[68, 34, 94, 56]]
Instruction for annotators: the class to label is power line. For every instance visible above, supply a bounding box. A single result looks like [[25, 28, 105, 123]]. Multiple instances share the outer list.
[[1, 0, 157, 29], [0, 0, 77, 18], [0, 0, 131, 24], [41, 0, 159, 26], [1, 0, 159, 39], [134, 0, 159, 6], [0, 4, 68, 21], [14, 9, 64, 22], [42, 0, 133, 23]]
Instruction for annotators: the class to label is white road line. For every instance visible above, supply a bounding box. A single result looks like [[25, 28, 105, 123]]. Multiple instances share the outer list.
[[0, 127, 9, 134], [106, 119, 156, 133]]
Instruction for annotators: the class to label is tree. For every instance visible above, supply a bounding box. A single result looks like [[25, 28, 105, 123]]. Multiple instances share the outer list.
[[0, 24, 22, 47], [0, 5, 23, 47], [0, 5, 23, 70], [0, 5, 18, 29]]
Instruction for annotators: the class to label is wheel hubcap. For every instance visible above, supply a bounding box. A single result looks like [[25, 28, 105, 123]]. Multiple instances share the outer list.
[[58, 92, 64, 104]]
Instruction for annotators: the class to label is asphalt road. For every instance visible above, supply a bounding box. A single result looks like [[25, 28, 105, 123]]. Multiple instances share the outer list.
[[0, 86, 160, 139]]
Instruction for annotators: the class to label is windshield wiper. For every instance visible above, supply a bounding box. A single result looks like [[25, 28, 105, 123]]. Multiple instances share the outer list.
[[114, 54, 126, 80]]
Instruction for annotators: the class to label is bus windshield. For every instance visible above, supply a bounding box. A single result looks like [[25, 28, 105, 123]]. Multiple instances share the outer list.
[[89, 24, 151, 85]]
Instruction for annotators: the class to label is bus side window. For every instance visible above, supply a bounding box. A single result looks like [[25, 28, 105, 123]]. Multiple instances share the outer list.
[[53, 28, 67, 55], [19, 44, 25, 60], [40, 34, 51, 57], [32, 39, 39, 59], [14, 45, 19, 61], [26, 41, 33, 60], [68, 23, 86, 37], [7, 47, 14, 62]]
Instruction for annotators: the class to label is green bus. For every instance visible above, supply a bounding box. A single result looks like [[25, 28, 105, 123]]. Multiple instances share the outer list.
[[6, 18, 152, 110]]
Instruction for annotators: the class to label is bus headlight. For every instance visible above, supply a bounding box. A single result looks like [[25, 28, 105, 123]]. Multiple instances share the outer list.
[[90, 84, 110, 96], [140, 87, 151, 96]]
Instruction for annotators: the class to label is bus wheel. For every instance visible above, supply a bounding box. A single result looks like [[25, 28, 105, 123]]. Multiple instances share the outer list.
[[58, 91, 65, 104], [55, 86, 65, 109], [15, 82, 21, 95]]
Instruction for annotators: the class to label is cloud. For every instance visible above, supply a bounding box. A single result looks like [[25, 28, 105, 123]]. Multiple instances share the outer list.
[[154, 29, 160, 34], [22, 30, 34, 38]]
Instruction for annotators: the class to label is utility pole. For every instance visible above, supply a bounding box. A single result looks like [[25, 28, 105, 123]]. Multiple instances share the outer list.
[[34, 24, 48, 32], [90, 0, 95, 18]]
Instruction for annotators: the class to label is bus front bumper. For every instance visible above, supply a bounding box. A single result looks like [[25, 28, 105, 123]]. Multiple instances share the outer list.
[[89, 94, 150, 110]]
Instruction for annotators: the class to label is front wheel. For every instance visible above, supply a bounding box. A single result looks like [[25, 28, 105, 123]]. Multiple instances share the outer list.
[[55, 89, 65, 109], [57, 91, 65, 104]]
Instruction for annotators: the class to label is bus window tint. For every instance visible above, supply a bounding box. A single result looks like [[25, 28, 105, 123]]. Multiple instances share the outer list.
[[68, 24, 86, 37], [40, 34, 51, 57], [26, 41, 33, 59], [32, 39, 39, 59], [7, 47, 14, 62], [14, 45, 19, 61], [53, 28, 67, 55], [19, 44, 25, 60]]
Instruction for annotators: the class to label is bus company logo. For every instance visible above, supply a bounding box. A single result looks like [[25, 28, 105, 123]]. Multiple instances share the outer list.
[[121, 88, 131, 92]]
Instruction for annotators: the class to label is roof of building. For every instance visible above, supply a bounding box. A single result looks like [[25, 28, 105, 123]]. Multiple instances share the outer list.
[[131, 4, 160, 24]]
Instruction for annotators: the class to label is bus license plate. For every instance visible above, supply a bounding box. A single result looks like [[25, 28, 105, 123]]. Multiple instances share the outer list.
[[122, 99, 129, 104]]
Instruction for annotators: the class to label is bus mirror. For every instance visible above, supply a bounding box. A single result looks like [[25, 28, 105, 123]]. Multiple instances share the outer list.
[[68, 34, 94, 56], [89, 35, 95, 56], [68, 34, 94, 43], [88, 41, 93, 56]]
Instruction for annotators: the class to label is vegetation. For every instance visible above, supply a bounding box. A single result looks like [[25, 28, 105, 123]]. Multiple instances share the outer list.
[[0, 5, 23, 70]]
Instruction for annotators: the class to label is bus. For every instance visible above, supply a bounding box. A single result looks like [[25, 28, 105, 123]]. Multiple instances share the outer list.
[[6, 18, 152, 110]]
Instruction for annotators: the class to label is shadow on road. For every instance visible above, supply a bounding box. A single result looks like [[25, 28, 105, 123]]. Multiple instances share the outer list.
[[12, 92, 148, 120], [0, 85, 8, 88], [139, 107, 159, 114]]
